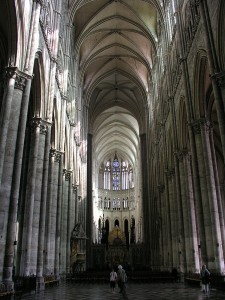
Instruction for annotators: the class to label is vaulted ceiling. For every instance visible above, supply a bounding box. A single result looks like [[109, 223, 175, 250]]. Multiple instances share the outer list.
[[70, 0, 161, 166]]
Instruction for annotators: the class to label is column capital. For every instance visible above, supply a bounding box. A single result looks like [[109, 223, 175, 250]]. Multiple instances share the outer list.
[[175, 149, 189, 162], [179, 56, 187, 63], [195, 0, 204, 5], [157, 184, 165, 193], [33, 0, 44, 6], [31, 117, 51, 134], [165, 168, 175, 179], [63, 169, 73, 181], [72, 184, 78, 194], [61, 94, 68, 101], [75, 137, 81, 147], [70, 121, 76, 127], [189, 118, 212, 135], [50, 148, 63, 163], [167, 96, 174, 103], [4, 67, 31, 91], [210, 70, 225, 88]]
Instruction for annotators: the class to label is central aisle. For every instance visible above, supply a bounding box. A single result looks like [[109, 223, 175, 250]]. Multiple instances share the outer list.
[[15, 282, 225, 300]]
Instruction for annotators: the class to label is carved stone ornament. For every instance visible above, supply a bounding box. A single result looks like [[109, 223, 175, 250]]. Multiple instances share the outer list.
[[157, 184, 165, 193], [50, 148, 61, 163], [40, 124, 48, 134], [71, 223, 87, 240], [72, 184, 78, 194], [175, 149, 188, 162], [31, 118, 48, 135], [15, 73, 27, 91], [210, 71, 225, 88], [4, 67, 17, 80], [63, 169, 72, 181], [190, 118, 212, 135], [165, 168, 175, 179], [34, 0, 44, 5]]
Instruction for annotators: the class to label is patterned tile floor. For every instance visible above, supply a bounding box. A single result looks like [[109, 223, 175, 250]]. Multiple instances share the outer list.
[[13, 282, 225, 300]]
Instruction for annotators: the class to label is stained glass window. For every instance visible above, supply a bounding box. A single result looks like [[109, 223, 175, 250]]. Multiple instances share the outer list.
[[112, 153, 120, 190]]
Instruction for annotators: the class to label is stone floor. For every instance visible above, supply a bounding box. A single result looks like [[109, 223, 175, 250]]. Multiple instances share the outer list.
[[11, 282, 225, 300]]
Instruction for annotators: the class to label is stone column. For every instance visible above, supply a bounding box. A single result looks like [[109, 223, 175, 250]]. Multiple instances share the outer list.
[[176, 150, 200, 273], [72, 185, 77, 226], [176, 151, 191, 271], [157, 184, 166, 270], [74, 186, 79, 225], [140, 133, 149, 251], [69, 123, 75, 228], [45, 149, 60, 274], [54, 152, 63, 278], [200, 119, 224, 272], [198, 1, 225, 163], [168, 96, 186, 271], [36, 123, 51, 289], [66, 170, 73, 274], [209, 127, 225, 258], [60, 170, 69, 274], [78, 196, 81, 223], [184, 151, 200, 272], [29, 123, 47, 275], [22, 118, 42, 276], [1, 70, 29, 284], [44, 149, 54, 274], [165, 169, 178, 269], [2, 0, 42, 282], [175, 2, 206, 269], [75, 141, 80, 185], [191, 118, 224, 272], [0, 67, 17, 185], [86, 133, 93, 269]]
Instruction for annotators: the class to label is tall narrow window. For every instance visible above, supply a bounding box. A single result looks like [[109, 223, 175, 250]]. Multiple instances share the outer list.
[[104, 160, 110, 189], [112, 153, 120, 190], [121, 161, 128, 189]]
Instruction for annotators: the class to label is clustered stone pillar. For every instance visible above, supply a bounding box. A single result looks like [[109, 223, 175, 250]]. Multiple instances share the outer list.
[[182, 151, 200, 273], [36, 123, 51, 289], [140, 133, 149, 257], [1, 70, 29, 285], [198, 0, 225, 163], [22, 119, 42, 276], [191, 118, 225, 272], [66, 170, 73, 274], [54, 153, 63, 279], [0, 67, 17, 185], [86, 133, 93, 269]]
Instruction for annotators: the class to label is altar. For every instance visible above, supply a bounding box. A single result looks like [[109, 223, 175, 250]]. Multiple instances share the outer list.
[[92, 226, 130, 269]]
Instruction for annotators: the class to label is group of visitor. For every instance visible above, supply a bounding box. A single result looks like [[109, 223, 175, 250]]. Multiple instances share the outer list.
[[110, 265, 127, 293], [109, 263, 210, 295], [200, 264, 211, 294]]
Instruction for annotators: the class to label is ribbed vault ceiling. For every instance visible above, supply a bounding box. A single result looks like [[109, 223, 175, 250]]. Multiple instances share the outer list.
[[70, 0, 160, 166]]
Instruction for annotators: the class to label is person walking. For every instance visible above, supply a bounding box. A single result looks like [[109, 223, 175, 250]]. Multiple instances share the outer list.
[[109, 268, 117, 293], [117, 265, 127, 293], [200, 264, 210, 294]]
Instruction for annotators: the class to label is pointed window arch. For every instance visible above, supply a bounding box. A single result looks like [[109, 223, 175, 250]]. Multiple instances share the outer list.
[[104, 160, 110, 189], [112, 153, 120, 190]]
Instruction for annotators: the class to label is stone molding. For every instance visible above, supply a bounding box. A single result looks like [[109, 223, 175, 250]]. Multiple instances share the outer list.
[[63, 169, 72, 181], [190, 118, 212, 135], [157, 184, 165, 193], [34, 0, 44, 5], [31, 117, 51, 134], [72, 184, 79, 194], [165, 168, 175, 180], [210, 71, 225, 88], [175, 149, 189, 162], [50, 147, 62, 163], [4, 67, 31, 91]]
